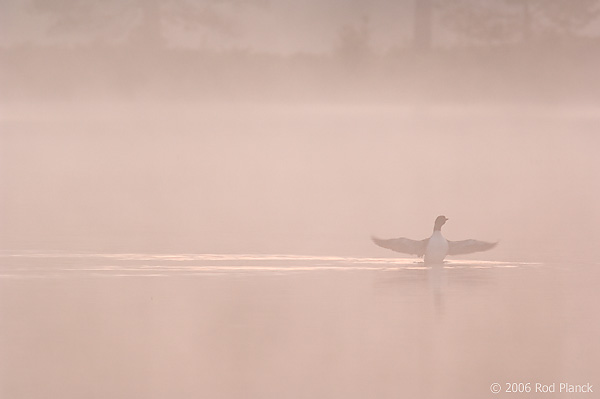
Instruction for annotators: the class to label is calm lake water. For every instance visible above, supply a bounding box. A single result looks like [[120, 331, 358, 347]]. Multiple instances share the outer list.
[[1, 104, 599, 397], [1, 252, 598, 399]]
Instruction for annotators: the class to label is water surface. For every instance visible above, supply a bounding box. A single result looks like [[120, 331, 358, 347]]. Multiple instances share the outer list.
[[1, 252, 597, 398]]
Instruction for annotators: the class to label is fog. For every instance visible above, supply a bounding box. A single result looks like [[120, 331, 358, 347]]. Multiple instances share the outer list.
[[2, 104, 599, 261], [1, 1, 600, 398]]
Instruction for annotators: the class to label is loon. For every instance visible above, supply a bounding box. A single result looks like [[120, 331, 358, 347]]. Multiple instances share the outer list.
[[372, 216, 497, 264]]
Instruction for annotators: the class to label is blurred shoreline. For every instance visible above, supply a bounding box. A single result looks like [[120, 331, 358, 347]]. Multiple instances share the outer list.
[[2, 42, 600, 104]]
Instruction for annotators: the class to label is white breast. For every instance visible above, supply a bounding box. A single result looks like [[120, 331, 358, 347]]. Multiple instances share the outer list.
[[424, 231, 449, 264]]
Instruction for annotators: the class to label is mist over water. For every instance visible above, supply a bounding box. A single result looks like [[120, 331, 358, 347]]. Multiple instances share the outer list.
[[1, 1, 600, 398], [1, 252, 599, 398], [1, 104, 599, 261]]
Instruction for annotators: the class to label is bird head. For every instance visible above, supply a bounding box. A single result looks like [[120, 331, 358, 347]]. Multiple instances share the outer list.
[[434, 215, 448, 230]]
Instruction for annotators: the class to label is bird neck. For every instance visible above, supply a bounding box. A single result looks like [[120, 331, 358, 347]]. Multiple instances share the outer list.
[[433, 224, 443, 232]]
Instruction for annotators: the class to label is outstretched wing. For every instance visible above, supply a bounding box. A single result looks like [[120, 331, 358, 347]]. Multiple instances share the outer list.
[[371, 236, 428, 257], [448, 239, 497, 255]]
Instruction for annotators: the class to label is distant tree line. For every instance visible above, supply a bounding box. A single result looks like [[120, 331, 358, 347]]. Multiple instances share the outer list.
[[425, 0, 600, 47], [30, 0, 600, 51], [31, 0, 265, 49], [1, 0, 600, 103]]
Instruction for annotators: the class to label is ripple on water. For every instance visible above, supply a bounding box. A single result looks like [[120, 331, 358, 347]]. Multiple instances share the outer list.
[[0, 251, 543, 279]]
